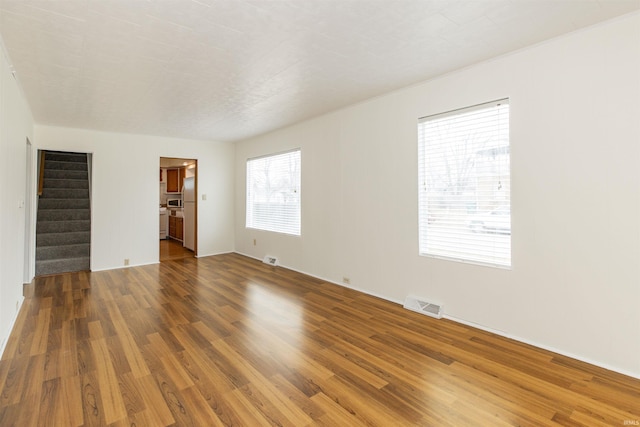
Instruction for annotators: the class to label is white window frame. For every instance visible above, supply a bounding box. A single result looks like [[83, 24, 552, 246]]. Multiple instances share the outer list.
[[418, 99, 511, 268], [246, 149, 301, 236]]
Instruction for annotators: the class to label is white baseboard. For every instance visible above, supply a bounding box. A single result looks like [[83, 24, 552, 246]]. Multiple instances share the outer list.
[[0, 295, 25, 359], [445, 314, 640, 380], [231, 251, 639, 380], [234, 251, 404, 305], [233, 250, 260, 261], [195, 250, 233, 259], [91, 260, 159, 272]]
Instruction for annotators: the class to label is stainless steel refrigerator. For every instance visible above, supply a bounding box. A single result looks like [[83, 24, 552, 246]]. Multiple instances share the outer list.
[[182, 176, 195, 251]]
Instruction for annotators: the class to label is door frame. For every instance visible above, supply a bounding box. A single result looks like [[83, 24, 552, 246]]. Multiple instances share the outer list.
[[159, 157, 198, 260], [23, 138, 35, 283]]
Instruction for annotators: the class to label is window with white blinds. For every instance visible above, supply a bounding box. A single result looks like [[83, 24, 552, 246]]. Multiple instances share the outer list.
[[246, 149, 301, 236], [418, 99, 511, 268]]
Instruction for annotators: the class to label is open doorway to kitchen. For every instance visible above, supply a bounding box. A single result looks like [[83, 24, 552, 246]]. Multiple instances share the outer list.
[[159, 157, 197, 262]]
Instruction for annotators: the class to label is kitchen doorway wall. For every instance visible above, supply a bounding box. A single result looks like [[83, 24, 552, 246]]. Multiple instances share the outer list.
[[159, 157, 197, 261]]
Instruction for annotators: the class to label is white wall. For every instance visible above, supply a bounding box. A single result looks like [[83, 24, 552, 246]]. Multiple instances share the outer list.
[[35, 126, 235, 271], [235, 13, 640, 377], [0, 47, 34, 354]]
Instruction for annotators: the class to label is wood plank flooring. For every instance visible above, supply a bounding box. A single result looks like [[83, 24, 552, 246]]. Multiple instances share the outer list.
[[1, 253, 638, 426], [160, 239, 194, 262]]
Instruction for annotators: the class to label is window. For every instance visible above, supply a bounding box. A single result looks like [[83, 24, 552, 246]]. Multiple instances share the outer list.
[[246, 149, 301, 235], [418, 99, 510, 268]]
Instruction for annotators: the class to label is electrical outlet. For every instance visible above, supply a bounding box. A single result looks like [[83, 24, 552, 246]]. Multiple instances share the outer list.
[[124, 259, 130, 266], [253, 239, 256, 246], [343, 277, 351, 285]]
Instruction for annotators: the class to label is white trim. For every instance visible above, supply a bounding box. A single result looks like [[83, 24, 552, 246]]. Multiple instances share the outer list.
[[245, 149, 301, 236], [233, 251, 404, 305], [445, 314, 640, 380], [24, 138, 36, 283], [234, 251, 262, 262], [90, 261, 158, 272], [232, 251, 639, 380], [80, 251, 236, 271], [0, 296, 24, 358], [195, 251, 234, 259], [246, 147, 301, 162], [418, 98, 508, 121]]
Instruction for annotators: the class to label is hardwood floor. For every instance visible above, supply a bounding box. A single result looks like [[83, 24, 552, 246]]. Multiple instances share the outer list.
[[1, 253, 638, 426], [160, 238, 194, 262]]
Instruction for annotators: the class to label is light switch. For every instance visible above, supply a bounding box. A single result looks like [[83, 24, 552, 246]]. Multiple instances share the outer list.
[[202, 194, 207, 201]]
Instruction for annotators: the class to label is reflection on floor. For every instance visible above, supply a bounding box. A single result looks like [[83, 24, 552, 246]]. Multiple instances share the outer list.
[[160, 238, 194, 262]]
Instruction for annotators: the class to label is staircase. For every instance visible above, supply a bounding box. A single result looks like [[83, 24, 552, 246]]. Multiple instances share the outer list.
[[35, 151, 91, 276]]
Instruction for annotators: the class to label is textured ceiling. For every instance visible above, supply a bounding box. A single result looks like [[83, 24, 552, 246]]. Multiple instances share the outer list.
[[1, 0, 638, 143]]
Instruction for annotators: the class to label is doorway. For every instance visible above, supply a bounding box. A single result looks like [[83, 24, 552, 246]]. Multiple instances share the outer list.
[[35, 150, 92, 276], [159, 157, 197, 262]]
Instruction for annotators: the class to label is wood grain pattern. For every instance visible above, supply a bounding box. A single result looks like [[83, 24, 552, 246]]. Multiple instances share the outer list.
[[160, 239, 194, 262], [2, 253, 639, 426]]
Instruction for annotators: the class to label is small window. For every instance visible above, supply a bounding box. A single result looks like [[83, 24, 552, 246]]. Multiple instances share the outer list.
[[246, 149, 301, 235], [418, 99, 511, 268]]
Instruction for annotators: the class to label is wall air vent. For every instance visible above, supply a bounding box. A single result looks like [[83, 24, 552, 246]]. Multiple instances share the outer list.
[[262, 255, 279, 266], [403, 295, 443, 319]]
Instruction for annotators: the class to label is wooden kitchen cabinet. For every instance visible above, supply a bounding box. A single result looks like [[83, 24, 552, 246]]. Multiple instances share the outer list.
[[169, 216, 176, 238], [166, 168, 185, 193], [176, 217, 183, 241], [168, 215, 184, 241]]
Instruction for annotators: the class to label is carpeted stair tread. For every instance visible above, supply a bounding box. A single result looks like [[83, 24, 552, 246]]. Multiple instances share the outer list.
[[41, 188, 89, 199], [45, 152, 87, 163], [36, 243, 90, 261], [38, 198, 90, 210], [37, 220, 90, 234], [44, 169, 88, 180], [37, 231, 91, 246], [37, 209, 90, 221], [44, 160, 88, 171], [35, 257, 90, 276], [44, 178, 89, 189]]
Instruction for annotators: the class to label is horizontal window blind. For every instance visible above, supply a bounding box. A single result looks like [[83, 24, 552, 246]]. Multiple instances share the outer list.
[[246, 149, 301, 236], [418, 99, 511, 267]]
